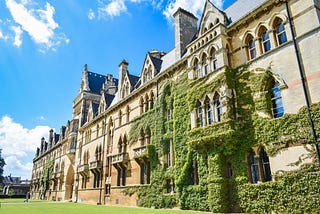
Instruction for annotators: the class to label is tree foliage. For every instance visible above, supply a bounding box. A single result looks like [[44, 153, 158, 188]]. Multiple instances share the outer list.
[[0, 149, 6, 185]]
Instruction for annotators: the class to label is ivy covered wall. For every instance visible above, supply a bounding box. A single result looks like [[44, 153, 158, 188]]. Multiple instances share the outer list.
[[127, 65, 320, 213]]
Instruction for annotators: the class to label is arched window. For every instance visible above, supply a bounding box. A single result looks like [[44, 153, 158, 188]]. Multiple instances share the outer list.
[[210, 47, 217, 70], [274, 18, 287, 46], [248, 148, 272, 184], [205, 96, 213, 125], [246, 34, 256, 60], [140, 97, 144, 115], [107, 117, 114, 153], [95, 145, 102, 161], [271, 81, 284, 118], [214, 94, 222, 122], [189, 160, 199, 185], [118, 110, 122, 126], [144, 94, 149, 112], [260, 149, 272, 182], [84, 151, 89, 165], [96, 124, 100, 138], [202, 54, 209, 75], [143, 68, 147, 83], [248, 149, 259, 184], [150, 91, 154, 109], [196, 101, 204, 127], [259, 26, 271, 53], [194, 58, 201, 78], [126, 105, 130, 123], [123, 135, 128, 153], [118, 137, 123, 154], [102, 121, 105, 135], [147, 65, 152, 81]]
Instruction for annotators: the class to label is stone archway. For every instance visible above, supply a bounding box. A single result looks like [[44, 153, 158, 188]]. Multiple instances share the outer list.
[[64, 165, 74, 201]]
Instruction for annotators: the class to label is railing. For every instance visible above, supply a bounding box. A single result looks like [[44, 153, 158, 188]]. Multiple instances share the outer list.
[[67, 148, 76, 155], [111, 153, 129, 164], [78, 164, 89, 172], [133, 146, 147, 158], [51, 171, 63, 179], [89, 160, 102, 170]]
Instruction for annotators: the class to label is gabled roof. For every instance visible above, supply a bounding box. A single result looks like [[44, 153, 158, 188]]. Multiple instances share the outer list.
[[104, 93, 115, 106], [92, 102, 99, 115], [128, 74, 139, 87], [149, 55, 163, 73], [159, 49, 176, 73], [198, 0, 227, 33], [224, 0, 267, 24]]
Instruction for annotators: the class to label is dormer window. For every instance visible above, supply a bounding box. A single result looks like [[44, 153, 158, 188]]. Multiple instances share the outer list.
[[143, 65, 153, 84]]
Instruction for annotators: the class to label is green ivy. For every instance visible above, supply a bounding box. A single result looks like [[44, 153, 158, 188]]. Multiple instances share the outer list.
[[40, 160, 53, 199], [126, 65, 320, 213]]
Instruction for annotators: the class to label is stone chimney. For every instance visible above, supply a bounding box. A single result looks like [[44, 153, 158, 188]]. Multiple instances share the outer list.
[[173, 8, 198, 60]]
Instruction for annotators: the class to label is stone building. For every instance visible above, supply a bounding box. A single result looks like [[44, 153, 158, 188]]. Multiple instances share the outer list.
[[31, 0, 320, 212]]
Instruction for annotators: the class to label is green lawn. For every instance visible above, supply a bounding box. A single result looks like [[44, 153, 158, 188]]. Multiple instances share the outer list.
[[0, 202, 211, 214], [0, 198, 43, 203]]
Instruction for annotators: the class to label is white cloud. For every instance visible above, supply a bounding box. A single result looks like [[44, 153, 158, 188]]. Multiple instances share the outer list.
[[0, 116, 51, 179], [11, 25, 23, 47], [4, 0, 69, 51], [37, 115, 45, 120], [98, 0, 127, 18], [4, 156, 33, 179], [88, 8, 96, 20], [91, 0, 224, 21], [163, 0, 224, 23]]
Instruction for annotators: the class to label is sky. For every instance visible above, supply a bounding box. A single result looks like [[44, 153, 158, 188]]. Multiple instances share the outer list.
[[0, 0, 236, 180]]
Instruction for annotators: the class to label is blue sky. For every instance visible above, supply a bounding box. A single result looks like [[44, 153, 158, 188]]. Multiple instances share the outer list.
[[0, 0, 235, 179]]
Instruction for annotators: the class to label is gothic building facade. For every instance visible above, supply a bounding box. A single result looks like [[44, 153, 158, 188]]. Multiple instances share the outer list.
[[31, 0, 320, 212]]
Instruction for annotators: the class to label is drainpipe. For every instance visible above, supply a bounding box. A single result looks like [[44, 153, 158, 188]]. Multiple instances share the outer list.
[[285, 0, 320, 164]]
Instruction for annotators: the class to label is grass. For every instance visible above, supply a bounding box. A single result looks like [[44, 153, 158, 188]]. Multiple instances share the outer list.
[[0, 198, 43, 203], [0, 202, 211, 214]]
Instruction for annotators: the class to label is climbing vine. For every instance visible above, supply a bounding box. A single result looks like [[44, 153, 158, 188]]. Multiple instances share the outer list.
[[127, 65, 320, 213], [40, 160, 53, 199]]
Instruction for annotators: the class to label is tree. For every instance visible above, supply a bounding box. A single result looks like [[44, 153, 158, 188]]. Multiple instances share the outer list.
[[0, 149, 6, 186]]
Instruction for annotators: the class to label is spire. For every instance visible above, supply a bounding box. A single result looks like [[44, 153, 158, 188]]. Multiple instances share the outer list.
[[80, 64, 90, 92]]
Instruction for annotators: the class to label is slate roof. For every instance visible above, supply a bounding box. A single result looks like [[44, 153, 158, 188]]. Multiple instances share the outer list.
[[150, 55, 163, 73], [159, 48, 176, 73], [87, 71, 107, 94], [224, 0, 268, 24], [54, 134, 60, 144], [104, 93, 115, 106], [129, 74, 139, 87], [92, 102, 99, 115]]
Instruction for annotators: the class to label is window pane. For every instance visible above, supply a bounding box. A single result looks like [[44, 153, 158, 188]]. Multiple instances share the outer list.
[[248, 39, 256, 59], [276, 22, 287, 45], [206, 100, 213, 125], [271, 82, 284, 118], [261, 150, 272, 181], [262, 31, 271, 52]]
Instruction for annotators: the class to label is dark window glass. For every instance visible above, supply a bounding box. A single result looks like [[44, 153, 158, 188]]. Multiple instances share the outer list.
[[271, 82, 284, 118]]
